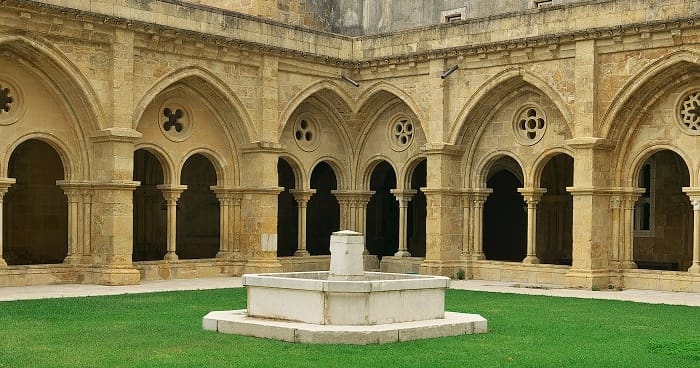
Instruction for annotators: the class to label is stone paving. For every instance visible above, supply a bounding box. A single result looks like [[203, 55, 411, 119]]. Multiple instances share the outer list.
[[0, 277, 699, 307]]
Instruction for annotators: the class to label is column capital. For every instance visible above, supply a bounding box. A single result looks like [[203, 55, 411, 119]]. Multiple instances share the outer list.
[[290, 189, 316, 204], [0, 178, 16, 197], [157, 184, 187, 202], [331, 190, 375, 205], [517, 187, 547, 204], [390, 189, 417, 202], [682, 187, 700, 206], [468, 188, 493, 204]]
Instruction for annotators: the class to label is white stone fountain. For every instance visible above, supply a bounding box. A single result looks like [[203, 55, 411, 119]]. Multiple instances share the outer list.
[[203, 230, 487, 344]]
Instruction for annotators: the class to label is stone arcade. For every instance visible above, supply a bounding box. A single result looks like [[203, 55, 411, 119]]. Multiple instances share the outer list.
[[0, 0, 699, 292]]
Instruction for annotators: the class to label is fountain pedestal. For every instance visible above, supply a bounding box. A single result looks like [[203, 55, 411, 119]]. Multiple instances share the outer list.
[[203, 231, 487, 344]]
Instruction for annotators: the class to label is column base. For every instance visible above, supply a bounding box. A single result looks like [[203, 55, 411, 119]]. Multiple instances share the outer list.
[[243, 258, 283, 274], [564, 268, 611, 289], [63, 255, 81, 264], [621, 260, 637, 269], [294, 249, 310, 257], [688, 262, 700, 274], [419, 260, 461, 278], [0, 258, 6, 267], [164, 252, 179, 262], [470, 253, 485, 261], [522, 255, 540, 264], [94, 266, 141, 286], [216, 251, 235, 261], [393, 250, 411, 257]]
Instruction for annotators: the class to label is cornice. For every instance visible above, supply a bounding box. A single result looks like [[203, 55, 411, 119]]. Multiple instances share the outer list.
[[2, 0, 698, 71]]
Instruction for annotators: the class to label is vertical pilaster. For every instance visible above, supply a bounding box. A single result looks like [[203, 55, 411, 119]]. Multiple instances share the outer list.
[[460, 191, 471, 258], [609, 193, 622, 269], [471, 189, 491, 260], [0, 178, 16, 267], [419, 143, 464, 276], [390, 189, 416, 257], [157, 185, 186, 262], [290, 189, 315, 257], [260, 55, 279, 142], [682, 188, 700, 273], [518, 188, 546, 264], [81, 188, 93, 263]]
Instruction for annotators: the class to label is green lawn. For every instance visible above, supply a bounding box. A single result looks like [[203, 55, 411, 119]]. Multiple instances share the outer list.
[[0, 288, 698, 367]]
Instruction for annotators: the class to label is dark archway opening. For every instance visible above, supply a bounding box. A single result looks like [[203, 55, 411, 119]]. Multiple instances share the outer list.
[[277, 158, 298, 257], [538, 154, 574, 265], [366, 161, 399, 258], [407, 160, 427, 257], [133, 149, 167, 261], [177, 154, 220, 259], [633, 150, 692, 271], [307, 162, 339, 255], [483, 157, 526, 262], [4, 139, 67, 265]]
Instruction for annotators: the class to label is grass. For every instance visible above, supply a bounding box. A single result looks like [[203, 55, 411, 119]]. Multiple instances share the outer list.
[[0, 288, 698, 367]]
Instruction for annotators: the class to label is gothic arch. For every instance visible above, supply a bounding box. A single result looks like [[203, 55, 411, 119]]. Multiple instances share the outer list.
[[448, 67, 573, 146], [133, 65, 254, 141], [279, 154, 306, 190], [361, 156, 399, 191], [473, 151, 527, 188], [356, 80, 428, 131], [624, 144, 694, 188], [278, 80, 354, 140], [400, 154, 428, 190], [309, 156, 348, 190]]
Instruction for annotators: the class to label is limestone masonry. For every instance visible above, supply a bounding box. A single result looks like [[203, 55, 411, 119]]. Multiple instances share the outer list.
[[0, 0, 699, 292]]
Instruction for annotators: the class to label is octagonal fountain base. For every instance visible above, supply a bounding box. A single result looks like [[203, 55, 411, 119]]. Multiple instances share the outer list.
[[203, 230, 487, 344]]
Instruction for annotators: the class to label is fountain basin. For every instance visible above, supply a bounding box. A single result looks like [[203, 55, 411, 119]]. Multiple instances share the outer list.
[[244, 271, 449, 325]]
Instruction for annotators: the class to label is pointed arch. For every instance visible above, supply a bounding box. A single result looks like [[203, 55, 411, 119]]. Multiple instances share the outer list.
[[133, 65, 255, 143], [278, 154, 306, 190], [278, 80, 354, 139], [400, 154, 429, 190], [2, 133, 76, 180], [472, 150, 526, 188], [357, 80, 428, 128], [309, 156, 348, 190], [531, 148, 574, 188], [601, 49, 700, 141], [448, 67, 573, 145], [0, 34, 105, 133], [625, 144, 693, 188], [361, 155, 399, 191]]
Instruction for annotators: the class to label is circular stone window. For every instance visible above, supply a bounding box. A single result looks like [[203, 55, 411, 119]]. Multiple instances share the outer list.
[[0, 76, 26, 126], [388, 116, 414, 152], [158, 100, 193, 142], [513, 105, 546, 146], [293, 116, 320, 152], [677, 90, 700, 135]]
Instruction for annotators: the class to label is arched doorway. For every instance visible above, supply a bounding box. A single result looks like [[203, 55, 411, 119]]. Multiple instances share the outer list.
[[483, 157, 526, 262], [538, 154, 574, 265], [177, 154, 219, 259], [407, 159, 427, 257], [3, 139, 67, 265], [277, 158, 298, 257], [133, 149, 167, 261], [307, 162, 339, 255], [366, 161, 399, 257], [633, 150, 692, 271]]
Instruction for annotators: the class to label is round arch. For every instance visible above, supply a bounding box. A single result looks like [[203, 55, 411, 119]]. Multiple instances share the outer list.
[[361, 155, 399, 191], [178, 148, 228, 186], [133, 143, 176, 185], [530, 148, 575, 188], [624, 144, 693, 188], [2, 133, 77, 180], [472, 151, 527, 188], [309, 156, 348, 190]]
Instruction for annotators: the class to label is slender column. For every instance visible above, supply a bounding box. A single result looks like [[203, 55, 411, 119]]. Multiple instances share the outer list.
[[390, 189, 416, 257], [621, 190, 643, 269], [0, 178, 16, 267], [471, 189, 492, 260], [518, 188, 546, 264], [609, 193, 622, 268], [290, 189, 315, 257], [212, 188, 233, 260], [157, 185, 186, 261], [682, 188, 700, 273], [461, 191, 472, 258], [62, 187, 82, 264]]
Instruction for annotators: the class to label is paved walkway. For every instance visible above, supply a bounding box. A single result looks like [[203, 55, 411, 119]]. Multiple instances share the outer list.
[[1, 277, 699, 307]]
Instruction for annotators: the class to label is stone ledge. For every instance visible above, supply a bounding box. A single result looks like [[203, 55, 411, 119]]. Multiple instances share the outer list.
[[203, 310, 487, 344]]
